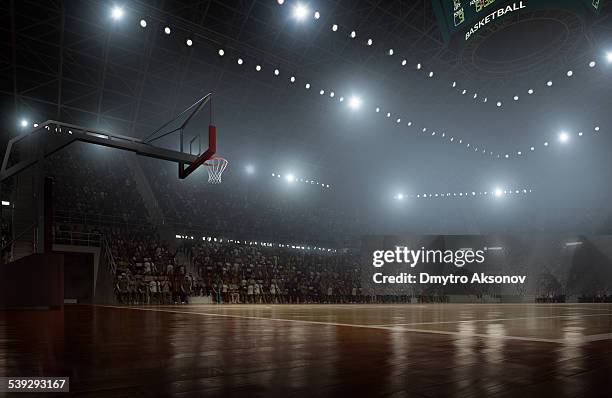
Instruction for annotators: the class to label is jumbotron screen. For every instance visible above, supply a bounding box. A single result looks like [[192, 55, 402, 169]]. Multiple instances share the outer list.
[[432, 0, 603, 42]]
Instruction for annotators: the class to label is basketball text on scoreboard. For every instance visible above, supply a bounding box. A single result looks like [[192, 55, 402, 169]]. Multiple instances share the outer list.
[[464, 1, 526, 41]]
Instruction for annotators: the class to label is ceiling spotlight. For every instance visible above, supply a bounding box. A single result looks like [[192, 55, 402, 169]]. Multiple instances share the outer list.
[[496, 101, 502, 107], [255, 64, 262, 71], [396, 194, 404, 200], [428, 71, 434, 78], [416, 63, 422, 69], [286, 174, 295, 183], [237, 58, 243, 65], [375, 107, 380, 113], [513, 95, 519, 101], [494, 188, 503, 198], [164, 26, 171, 34], [559, 132, 569, 143], [367, 38, 373, 46], [589, 61, 596, 68], [578, 132, 583, 136], [401, 59, 407, 66], [595, 126, 600, 132], [111, 6, 124, 20], [314, 11, 320, 19], [544, 141, 549, 146], [452, 81, 457, 87], [305, 83, 310, 89], [530, 146, 535, 151], [388, 49, 394, 55], [547, 80, 553, 87], [350, 31, 356, 38], [348, 96, 362, 110], [277, 0, 284, 4], [20, 119, 28, 127], [139, 19, 147, 28], [528, 89, 534, 94], [186, 39, 193, 46], [339, 96, 344, 102], [319, 89, 324, 95], [606, 52, 612, 63], [218, 49, 224, 56], [566, 70, 573, 77], [329, 91, 335, 97], [332, 24, 338, 31], [274, 69, 280, 76], [290, 76, 295, 82], [293, 3, 309, 20]]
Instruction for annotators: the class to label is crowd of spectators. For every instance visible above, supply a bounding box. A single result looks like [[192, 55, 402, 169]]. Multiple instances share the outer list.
[[48, 144, 147, 223], [188, 240, 362, 304], [108, 227, 365, 304]]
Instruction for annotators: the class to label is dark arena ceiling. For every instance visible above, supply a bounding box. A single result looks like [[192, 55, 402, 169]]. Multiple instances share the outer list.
[[1, 0, 612, 234]]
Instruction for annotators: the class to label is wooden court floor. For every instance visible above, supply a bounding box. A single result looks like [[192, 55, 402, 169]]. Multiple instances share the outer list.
[[1, 303, 612, 397]]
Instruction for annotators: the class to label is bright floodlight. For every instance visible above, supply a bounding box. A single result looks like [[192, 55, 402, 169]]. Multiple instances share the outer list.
[[348, 96, 362, 110], [286, 174, 295, 183], [293, 3, 309, 20], [494, 188, 503, 198], [111, 6, 124, 20], [607, 52, 612, 63], [396, 193, 404, 200], [20, 119, 28, 127], [245, 165, 255, 175], [559, 132, 569, 143]]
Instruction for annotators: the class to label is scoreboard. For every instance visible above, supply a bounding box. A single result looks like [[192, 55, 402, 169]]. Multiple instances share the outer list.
[[432, 0, 603, 43]]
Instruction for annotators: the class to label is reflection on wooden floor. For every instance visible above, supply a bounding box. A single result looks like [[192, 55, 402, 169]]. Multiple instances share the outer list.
[[1, 304, 611, 397]]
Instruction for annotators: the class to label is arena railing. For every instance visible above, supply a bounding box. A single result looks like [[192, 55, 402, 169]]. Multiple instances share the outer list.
[[54, 210, 152, 228], [53, 210, 355, 250], [53, 231, 102, 247]]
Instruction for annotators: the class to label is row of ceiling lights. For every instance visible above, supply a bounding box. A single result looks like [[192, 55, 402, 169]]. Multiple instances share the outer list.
[[275, 1, 612, 110]]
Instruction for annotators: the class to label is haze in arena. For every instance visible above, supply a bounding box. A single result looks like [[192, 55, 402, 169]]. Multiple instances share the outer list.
[[1, 0, 611, 396]]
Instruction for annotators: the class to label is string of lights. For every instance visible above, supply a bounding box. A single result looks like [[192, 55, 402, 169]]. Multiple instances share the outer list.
[[175, 234, 337, 253], [393, 187, 533, 201], [23, 6, 601, 164], [274, 0, 611, 111], [271, 173, 331, 189], [127, 9, 605, 161]]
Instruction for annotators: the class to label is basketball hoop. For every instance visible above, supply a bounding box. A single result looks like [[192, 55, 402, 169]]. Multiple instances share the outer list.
[[204, 156, 228, 184]]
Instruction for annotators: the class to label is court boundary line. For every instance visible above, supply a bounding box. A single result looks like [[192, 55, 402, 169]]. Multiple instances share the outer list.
[[373, 312, 612, 327], [93, 304, 603, 344]]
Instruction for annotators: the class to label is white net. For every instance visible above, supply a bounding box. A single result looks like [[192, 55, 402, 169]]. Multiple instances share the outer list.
[[204, 156, 228, 184]]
